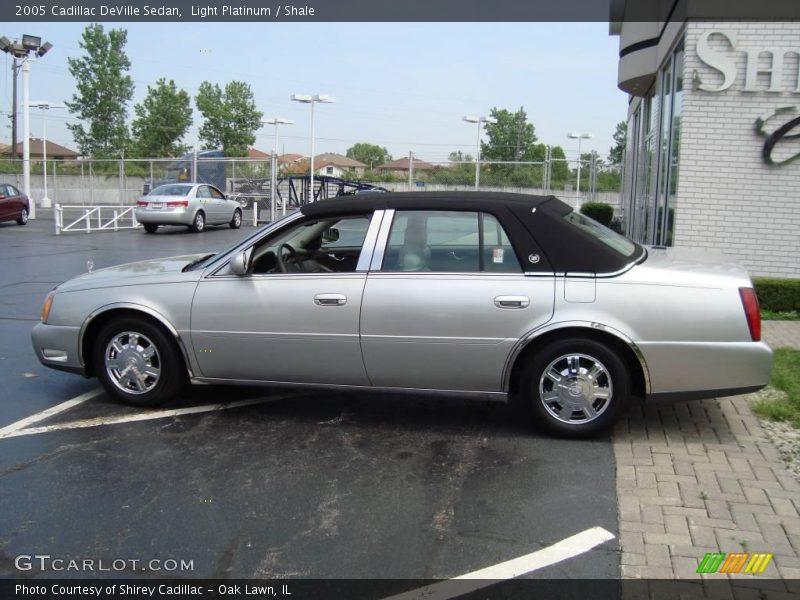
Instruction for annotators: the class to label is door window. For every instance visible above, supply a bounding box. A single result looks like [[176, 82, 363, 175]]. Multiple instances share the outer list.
[[244, 214, 373, 274], [209, 186, 226, 199], [382, 210, 521, 273], [196, 186, 212, 198]]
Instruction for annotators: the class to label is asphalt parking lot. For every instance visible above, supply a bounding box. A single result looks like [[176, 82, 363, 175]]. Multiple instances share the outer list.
[[0, 215, 619, 583]]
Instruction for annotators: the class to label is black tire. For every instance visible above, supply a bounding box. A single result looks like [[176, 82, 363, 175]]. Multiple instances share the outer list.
[[191, 211, 205, 233], [521, 337, 629, 438], [230, 209, 242, 229], [93, 317, 186, 407], [16, 208, 28, 225], [143, 223, 158, 234]]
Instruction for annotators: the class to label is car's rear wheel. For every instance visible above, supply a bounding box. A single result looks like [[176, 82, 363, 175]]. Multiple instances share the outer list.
[[522, 337, 629, 437], [230, 209, 242, 229], [143, 223, 158, 234], [16, 208, 28, 225], [191, 211, 205, 233], [93, 317, 186, 407]]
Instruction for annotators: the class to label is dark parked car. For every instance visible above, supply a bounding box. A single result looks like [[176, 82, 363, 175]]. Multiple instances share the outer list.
[[0, 183, 30, 225]]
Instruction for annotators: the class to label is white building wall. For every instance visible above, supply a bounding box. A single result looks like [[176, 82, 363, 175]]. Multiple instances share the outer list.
[[677, 20, 800, 277]]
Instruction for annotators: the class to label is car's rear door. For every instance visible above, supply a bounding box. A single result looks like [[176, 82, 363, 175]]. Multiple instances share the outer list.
[[360, 209, 555, 393], [208, 185, 230, 223], [189, 211, 383, 385]]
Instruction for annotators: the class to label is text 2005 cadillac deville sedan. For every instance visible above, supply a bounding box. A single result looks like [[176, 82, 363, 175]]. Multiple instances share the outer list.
[[31, 193, 772, 437]]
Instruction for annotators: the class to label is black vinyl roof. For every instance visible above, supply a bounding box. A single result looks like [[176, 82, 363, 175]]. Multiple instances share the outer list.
[[301, 192, 643, 274]]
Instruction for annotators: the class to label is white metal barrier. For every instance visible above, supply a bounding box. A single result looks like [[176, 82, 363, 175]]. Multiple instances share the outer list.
[[54, 204, 139, 235]]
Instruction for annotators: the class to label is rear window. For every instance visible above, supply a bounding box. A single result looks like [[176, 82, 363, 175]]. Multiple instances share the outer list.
[[150, 184, 193, 196], [564, 211, 637, 258]]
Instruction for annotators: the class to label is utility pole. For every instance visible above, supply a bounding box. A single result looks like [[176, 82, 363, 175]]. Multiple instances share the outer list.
[[11, 56, 18, 156]]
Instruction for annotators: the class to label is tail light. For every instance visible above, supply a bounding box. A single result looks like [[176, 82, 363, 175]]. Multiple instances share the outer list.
[[166, 200, 189, 207], [739, 287, 761, 341], [136, 200, 148, 206]]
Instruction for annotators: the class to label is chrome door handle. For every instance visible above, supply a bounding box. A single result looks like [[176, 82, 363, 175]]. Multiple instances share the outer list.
[[494, 295, 529, 309], [314, 293, 347, 306]]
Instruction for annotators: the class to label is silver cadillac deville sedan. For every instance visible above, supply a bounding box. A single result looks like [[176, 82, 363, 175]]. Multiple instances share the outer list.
[[31, 193, 772, 437]]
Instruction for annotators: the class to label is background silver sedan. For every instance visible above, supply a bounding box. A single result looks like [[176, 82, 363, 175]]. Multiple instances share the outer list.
[[32, 192, 773, 437], [135, 183, 243, 233]]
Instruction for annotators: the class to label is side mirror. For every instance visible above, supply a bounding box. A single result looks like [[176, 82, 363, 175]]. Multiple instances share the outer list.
[[322, 227, 340, 243], [229, 250, 249, 275]]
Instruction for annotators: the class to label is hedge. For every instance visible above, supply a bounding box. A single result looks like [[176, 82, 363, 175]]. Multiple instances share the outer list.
[[580, 202, 614, 226], [753, 277, 800, 312]]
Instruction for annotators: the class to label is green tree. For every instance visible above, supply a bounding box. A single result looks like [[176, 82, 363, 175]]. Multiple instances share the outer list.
[[66, 23, 134, 158], [346, 143, 391, 168], [130, 78, 193, 158], [481, 106, 540, 162], [608, 120, 627, 165], [195, 81, 263, 157], [549, 145, 570, 185], [448, 150, 473, 162]]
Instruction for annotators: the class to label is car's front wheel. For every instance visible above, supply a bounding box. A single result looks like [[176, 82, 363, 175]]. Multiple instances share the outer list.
[[522, 337, 629, 437], [16, 208, 28, 225], [230, 209, 242, 229], [191, 211, 205, 233], [143, 223, 158, 234], [93, 317, 186, 407]]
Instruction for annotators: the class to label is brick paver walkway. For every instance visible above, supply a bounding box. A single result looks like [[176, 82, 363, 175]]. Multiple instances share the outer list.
[[763, 320, 800, 350], [614, 321, 800, 583]]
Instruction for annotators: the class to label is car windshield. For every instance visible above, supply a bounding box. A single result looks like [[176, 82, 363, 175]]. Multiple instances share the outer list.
[[150, 184, 193, 196], [564, 211, 638, 258]]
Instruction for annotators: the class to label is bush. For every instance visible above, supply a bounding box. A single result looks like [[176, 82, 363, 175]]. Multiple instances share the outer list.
[[753, 277, 800, 312], [580, 202, 614, 226]]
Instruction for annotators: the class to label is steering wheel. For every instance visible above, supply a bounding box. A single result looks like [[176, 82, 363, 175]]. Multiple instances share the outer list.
[[276, 243, 301, 273]]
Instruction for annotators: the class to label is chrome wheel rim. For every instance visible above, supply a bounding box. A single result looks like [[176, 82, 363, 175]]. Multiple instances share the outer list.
[[104, 331, 161, 395], [538, 353, 612, 424], [20, 209, 28, 224], [195, 213, 204, 230], [233, 211, 241, 226]]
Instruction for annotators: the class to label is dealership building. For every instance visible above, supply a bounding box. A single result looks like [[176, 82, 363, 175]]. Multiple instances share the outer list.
[[610, 3, 800, 278]]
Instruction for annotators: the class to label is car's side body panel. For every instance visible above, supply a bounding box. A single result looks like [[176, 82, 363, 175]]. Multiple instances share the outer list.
[[190, 273, 370, 385], [361, 273, 555, 391]]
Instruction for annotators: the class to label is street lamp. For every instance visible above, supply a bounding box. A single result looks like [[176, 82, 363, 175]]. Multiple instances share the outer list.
[[31, 101, 65, 208], [261, 117, 294, 221], [290, 94, 335, 203], [568, 132, 592, 208], [0, 34, 53, 220], [463, 115, 497, 190]]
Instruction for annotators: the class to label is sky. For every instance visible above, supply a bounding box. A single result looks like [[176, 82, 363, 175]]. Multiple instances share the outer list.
[[1, 22, 628, 163]]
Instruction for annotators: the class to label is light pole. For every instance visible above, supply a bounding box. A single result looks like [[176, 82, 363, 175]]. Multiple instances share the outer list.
[[31, 101, 65, 208], [463, 115, 496, 190], [290, 94, 335, 203], [568, 132, 592, 209], [0, 35, 53, 219], [261, 117, 294, 221]]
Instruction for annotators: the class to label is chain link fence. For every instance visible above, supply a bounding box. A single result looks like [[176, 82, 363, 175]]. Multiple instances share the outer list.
[[0, 154, 622, 217]]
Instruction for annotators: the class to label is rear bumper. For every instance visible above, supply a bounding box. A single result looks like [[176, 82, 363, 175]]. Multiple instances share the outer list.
[[31, 322, 86, 376], [135, 207, 193, 226], [639, 340, 773, 400]]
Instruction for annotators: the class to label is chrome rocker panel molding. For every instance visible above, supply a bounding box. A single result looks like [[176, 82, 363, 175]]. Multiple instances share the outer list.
[[190, 376, 509, 402]]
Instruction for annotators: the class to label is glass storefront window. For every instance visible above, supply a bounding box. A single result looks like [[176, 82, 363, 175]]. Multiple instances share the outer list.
[[622, 34, 684, 248]]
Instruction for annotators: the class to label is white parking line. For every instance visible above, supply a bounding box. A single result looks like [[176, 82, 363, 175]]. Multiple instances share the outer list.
[[381, 526, 616, 600], [0, 395, 290, 439], [0, 388, 103, 439]]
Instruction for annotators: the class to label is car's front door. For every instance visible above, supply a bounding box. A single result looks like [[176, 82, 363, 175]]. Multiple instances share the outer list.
[[209, 185, 231, 223], [360, 209, 555, 393], [189, 211, 381, 385], [0, 185, 11, 220]]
